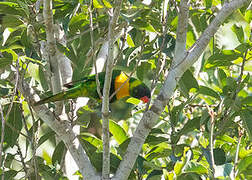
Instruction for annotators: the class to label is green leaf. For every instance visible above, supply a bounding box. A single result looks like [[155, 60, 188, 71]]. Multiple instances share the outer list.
[[0, 57, 12, 68], [79, 137, 98, 157], [183, 161, 208, 174], [237, 154, 252, 173], [1, 49, 18, 62], [214, 148, 226, 165], [241, 96, 252, 106], [217, 68, 227, 87], [235, 43, 251, 53], [145, 144, 172, 161], [118, 138, 130, 157], [52, 141, 65, 165], [0, 170, 18, 179], [93, 0, 104, 8], [145, 135, 168, 146], [158, 34, 175, 58], [177, 117, 201, 137], [199, 136, 208, 148], [174, 148, 191, 175], [0, 2, 24, 16], [244, 9, 252, 24], [126, 34, 135, 48], [102, 0, 112, 8], [205, 50, 241, 68], [68, 13, 89, 34], [109, 120, 128, 145], [4, 153, 15, 168], [2, 14, 23, 28], [218, 135, 236, 144], [204, 0, 213, 9], [131, 19, 156, 32], [146, 170, 163, 180], [27, 62, 40, 82], [3, 103, 23, 147], [90, 152, 121, 173], [177, 173, 201, 180], [170, 104, 185, 127], [231, 24, 244, 43], [126, 97, 140, 105], [136, 61, 153, 83], [37, 130, 55, 147], [198, 86, 220, 99], [42, 150, 52, 165], [179, 70, 199, 97], [240, 110, 252, 141], [80, 133, 103, 149]]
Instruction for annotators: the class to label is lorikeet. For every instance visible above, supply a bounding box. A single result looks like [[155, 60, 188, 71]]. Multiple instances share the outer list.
[[35, 70, 151, 105]]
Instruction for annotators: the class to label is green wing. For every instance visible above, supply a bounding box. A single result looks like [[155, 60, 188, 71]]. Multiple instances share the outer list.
[[34, 70, 122, 105]]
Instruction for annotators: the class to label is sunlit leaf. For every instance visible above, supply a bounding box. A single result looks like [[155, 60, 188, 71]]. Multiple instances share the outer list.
[[102, 0, 112, 8], [93, 0, 104, 8], [237, 155, 252, 173], [199, 86, 220, 99], [126, 34, 135, 48], [126, 97, 140, 105], [109, 120, 128, 145], [183, 161, 208, 174], [80, 133, 103, 149]]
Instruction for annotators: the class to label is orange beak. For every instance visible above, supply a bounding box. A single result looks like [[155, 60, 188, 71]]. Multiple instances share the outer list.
[[140, 96, 149, 103]]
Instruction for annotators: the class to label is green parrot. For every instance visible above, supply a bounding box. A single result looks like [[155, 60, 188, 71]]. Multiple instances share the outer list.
[[35, 70, 151, 105]]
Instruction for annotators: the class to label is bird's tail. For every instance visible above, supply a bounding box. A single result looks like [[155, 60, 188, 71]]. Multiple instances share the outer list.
[[34, 91, 67, 106]]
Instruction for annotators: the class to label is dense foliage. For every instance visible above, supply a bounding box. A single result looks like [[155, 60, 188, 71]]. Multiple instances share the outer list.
[[0, 0, 251, 179]]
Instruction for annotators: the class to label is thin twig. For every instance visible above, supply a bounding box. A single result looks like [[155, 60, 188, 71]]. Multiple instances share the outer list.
[[233, 127, 242, 178], [207, 105, 216, 177], [102, 0, 123, 179], [17, 143, 29, 176], [235, 50, 248, 95], [28, 104, 39, 180], [89, 4, 103, 99], [0, 104, 6, 168]]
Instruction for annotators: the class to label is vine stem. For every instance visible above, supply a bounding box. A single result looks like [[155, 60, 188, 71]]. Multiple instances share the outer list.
[[207, 105, 216, 177]]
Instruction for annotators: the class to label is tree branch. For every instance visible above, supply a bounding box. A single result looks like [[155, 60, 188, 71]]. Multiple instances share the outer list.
[[173, 0, 190, 66], [43, 0, 63, 113], [102, 1, 123, 179], [20, 80, 100, 180], [112, 0, 250, 179]]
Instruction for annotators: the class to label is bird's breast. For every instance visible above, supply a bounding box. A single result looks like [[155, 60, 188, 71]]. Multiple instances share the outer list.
[[114, 72, 130, 100]]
